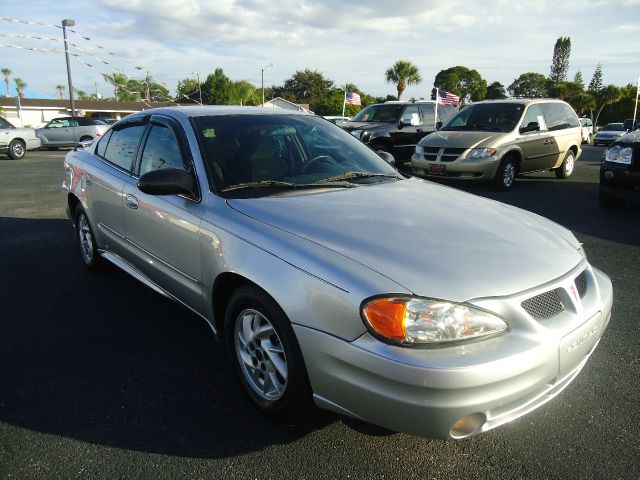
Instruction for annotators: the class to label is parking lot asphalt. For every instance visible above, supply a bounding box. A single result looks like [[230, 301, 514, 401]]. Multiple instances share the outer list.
[[1, 147, 639, 480]]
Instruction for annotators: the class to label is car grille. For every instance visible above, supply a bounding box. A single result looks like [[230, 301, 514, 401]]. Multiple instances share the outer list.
[[421, 147, 466, 162], [521, 269, 589, 320], [575, 270, 588, 298], [521, 289, 565, 320]]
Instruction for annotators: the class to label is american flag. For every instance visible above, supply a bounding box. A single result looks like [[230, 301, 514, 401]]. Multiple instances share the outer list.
[[345, 92, 361, 105], [436, 90, 460, 106]]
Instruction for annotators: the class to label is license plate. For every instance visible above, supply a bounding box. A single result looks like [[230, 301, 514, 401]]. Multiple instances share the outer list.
[[429, 164, 446, 174]]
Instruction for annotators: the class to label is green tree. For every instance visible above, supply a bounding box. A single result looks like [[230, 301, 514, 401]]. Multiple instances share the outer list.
[[433, 66, 487, 103], [549, 36, 571, 83], [573, 70, 584, 90], [2, 68, 11, 97], [147, 83, 171, 102], [385, 60, 422, 101], [14, 78, 27, 98], [508, 72, 549, 98], [229, 80, 257, 106], [588, 63, 604, 95], [593, 84, 622, 128], [272, 69, 334, 111], [598, 84, 636, 124], [103, 72, 129, 101], [202, 68, 233, 105], [313, 83, 372, 116], [56, 84, 65, 100], [175, 77, 201, 104], [485, 81, 507, 99], [548, 81, 583, 101], [570, 92, 596, 117]]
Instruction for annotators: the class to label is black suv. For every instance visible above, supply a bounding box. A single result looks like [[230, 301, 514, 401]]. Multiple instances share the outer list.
[[343, 101, 457, 164], [599, 118, 640, 208]]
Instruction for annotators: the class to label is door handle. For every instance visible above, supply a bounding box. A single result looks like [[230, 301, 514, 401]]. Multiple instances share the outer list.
[[125, 194, 139, 210], [543, 139, 556, 145]]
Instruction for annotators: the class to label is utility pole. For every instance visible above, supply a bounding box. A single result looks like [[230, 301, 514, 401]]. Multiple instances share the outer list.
[[145, 70, 150, 102], [261, 63, 273, 106], [61, 19, 76, 116]]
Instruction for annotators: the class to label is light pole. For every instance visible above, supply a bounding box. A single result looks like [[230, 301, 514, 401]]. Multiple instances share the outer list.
[[261, 63, 273, 106], [192, 71, 203, 104], [61, 19, 76, 116]]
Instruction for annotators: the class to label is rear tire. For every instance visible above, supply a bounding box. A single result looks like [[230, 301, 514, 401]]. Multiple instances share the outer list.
[[555, 150, 575, 179], [225, 284, 314, 422], [7, 139, 25, 160], [492, 156, 517, 191], [75, 205, 103, 270]]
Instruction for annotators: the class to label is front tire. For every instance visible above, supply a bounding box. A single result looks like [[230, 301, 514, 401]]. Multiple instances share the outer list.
[[75, 205, 102, 270], [8, 139, 26, 160], [492, 156, 517, 191], [225, 285, 314, 422], [555, 150, 576, 179]]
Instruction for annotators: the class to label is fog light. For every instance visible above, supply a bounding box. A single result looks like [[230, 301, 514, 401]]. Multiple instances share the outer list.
[[604, 170, 614, 180], [450, 413, 486, 439]]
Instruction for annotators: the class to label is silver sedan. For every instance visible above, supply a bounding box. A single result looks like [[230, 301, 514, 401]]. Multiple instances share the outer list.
[[62, 106, 613, 439]]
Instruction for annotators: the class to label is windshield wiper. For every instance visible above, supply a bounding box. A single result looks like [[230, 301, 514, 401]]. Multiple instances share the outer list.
[[314, 172, 400, 184], [221, 180, 356, 192]]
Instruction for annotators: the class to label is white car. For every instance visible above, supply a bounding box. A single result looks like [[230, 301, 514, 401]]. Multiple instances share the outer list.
[[580, 117, 593, 144], [0, 116, 41, 160]]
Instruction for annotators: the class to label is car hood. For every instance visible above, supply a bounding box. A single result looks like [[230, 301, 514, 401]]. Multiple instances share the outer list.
[[420, 130, 503, 149], [614, 130, 640, 145], [227, 178, 583, 301]]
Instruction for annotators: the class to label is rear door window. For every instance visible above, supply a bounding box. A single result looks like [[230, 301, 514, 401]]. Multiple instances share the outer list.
[[103, 124, 146, 173], [540, 103, 579, 131]]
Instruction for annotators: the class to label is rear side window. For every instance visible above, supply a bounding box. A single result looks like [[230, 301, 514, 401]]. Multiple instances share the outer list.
[[103, 125, 146, 172], [540, 103, 580, 131], [96, 129, 113, 157], [419, 104, 435, 128], [139, 123, 186, 176]]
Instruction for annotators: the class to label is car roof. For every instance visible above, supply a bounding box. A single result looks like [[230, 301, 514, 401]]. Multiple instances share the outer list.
[[123, 105, 313, 122]]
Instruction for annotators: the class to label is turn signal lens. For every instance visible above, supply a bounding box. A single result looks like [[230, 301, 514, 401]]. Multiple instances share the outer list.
[[361, 297, 407, 340], [361, 296, 507, 346]]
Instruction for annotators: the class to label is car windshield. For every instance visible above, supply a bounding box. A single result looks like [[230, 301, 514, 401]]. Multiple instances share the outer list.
[[602, 123, 624, 131], [441, 103, 525, 133], [351, 104, 402, 123], [193, 114, 401, 197]]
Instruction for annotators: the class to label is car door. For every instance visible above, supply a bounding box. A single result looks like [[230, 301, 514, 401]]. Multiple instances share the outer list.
[[391, 105, 423, 156], [83, 119, 147, 258], [518, 104, 558, 172], [42, 118, 73, 146], [122, 115, 203, 310]]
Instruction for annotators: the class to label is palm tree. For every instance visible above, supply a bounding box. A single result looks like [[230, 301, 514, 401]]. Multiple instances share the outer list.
[[2, 68, 12, 97], [385, 60, 422, 101], [14, 78, 27, 98], [56, 84, 65, 100], [102, 72, 128, 101]]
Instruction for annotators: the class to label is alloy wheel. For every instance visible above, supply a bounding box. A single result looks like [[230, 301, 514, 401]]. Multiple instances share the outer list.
[[78, 213, 95, 264]]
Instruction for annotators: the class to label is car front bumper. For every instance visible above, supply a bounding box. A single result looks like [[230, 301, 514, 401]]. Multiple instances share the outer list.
[[411, 154, 501, 182], [295, 266, 613, 439]]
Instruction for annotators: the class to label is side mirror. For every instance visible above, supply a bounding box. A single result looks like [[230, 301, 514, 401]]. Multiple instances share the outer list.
[[436, 121, 443, 130], [137, 168, 197, 197], [397, 119, 405, 130], [623, 119, 634, 131], [377, 150, 395, 166], [520, 121, 540, 133]]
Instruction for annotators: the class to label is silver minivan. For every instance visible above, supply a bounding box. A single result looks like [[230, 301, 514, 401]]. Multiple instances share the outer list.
[[411, 99, 583, 190], [37, 116, 110, 149]]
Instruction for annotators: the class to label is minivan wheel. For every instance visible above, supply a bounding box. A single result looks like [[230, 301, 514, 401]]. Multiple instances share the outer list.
[[8, 140, 26, 160], [75, 205, 102, 270], [492, 156, 517, 191], [225, 285, 314, 422], [555, 150, 575, 179]]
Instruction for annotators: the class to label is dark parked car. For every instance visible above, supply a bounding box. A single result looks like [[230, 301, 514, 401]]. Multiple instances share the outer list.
[[342, 101, 456, 164], [594, 122, 626, 146], [599, 120, 640, 207]]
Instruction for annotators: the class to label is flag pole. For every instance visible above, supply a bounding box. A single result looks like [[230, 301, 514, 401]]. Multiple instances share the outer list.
[[342, 86, 347, 117], [632, 75, 639, 128], [433, 87, 438, 129]]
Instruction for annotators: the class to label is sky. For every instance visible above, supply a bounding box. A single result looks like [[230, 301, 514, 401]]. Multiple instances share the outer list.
[[1, 0, 639, 101]]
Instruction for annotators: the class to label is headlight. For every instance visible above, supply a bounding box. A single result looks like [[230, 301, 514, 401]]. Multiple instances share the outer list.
[[361, 296, 508, 346], [606, 146, 633, 164], [466, 148, 497, 159], [415, 145, 424, 155], [350, 130, 363, 140]]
